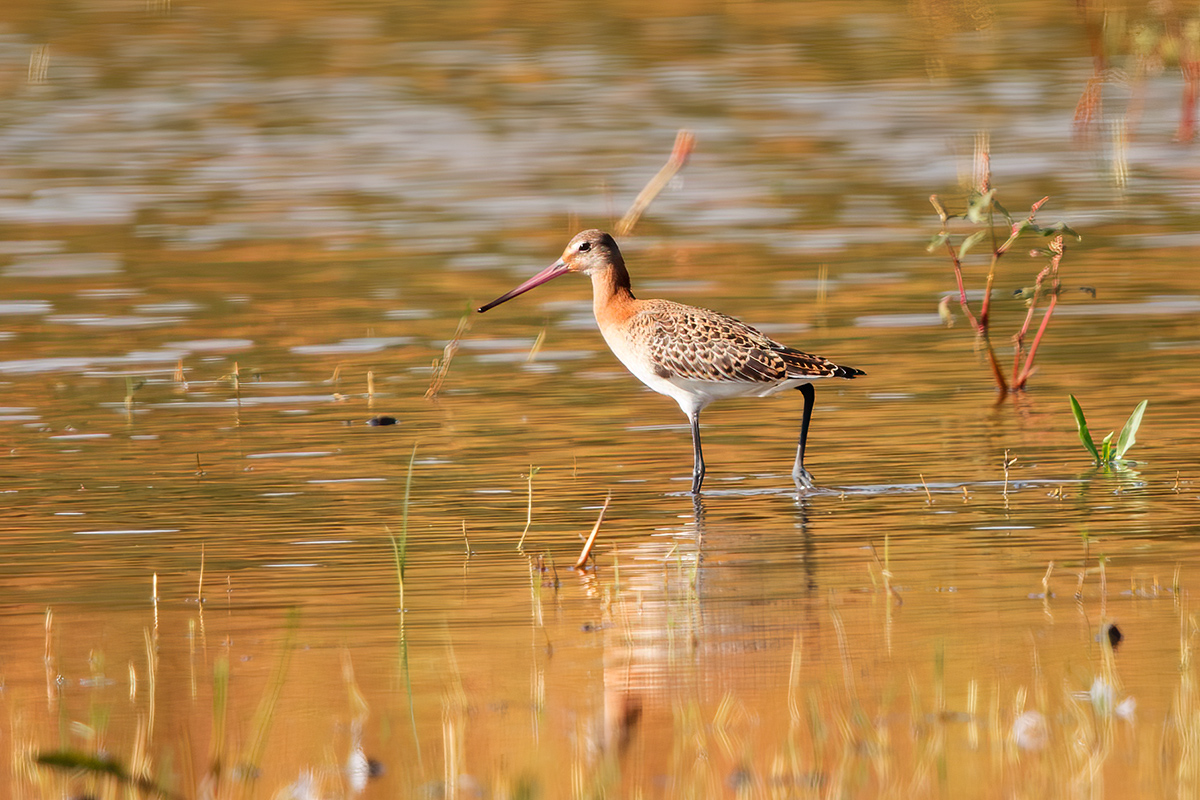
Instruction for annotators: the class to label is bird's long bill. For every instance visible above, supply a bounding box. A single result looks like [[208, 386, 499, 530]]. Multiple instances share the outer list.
[[476, 259, 569, 313]]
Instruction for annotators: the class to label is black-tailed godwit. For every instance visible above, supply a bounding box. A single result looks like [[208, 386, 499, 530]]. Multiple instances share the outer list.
[[478, 230, 864, 494]]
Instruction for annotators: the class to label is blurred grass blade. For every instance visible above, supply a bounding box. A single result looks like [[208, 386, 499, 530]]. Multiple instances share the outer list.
[[1115, 400, 1148, 460], [36, 750, 179, 799], [1069, 395, 1100, 464]]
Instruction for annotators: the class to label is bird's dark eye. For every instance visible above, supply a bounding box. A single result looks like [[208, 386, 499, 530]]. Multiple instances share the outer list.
[[578, 241, 591, 252]]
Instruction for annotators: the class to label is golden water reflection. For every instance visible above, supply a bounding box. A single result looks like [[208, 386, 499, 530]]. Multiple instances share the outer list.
[[4, 0, 1200, 797]]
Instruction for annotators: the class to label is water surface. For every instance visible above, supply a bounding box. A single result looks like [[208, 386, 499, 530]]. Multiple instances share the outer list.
[[3, 1, 1200, 797]]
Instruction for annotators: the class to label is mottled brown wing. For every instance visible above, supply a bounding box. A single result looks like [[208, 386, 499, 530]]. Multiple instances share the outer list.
[[778, 348, 864, 379], [630, 301, 792, 384], [630, 300, 865, 383]]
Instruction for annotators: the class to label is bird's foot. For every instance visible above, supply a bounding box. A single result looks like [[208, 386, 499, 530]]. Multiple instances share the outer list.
[[792, 466, 816, 492]]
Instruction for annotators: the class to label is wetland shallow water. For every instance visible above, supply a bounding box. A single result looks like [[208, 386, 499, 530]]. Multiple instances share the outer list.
[[3, 1, 1200, 798]]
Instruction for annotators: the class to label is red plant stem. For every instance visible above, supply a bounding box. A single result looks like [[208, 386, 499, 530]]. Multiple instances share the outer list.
[[947, 243, 980, 331], [1013, 292, 1058, 390], [979, 259, 997, 328], [986, 343, 1009, 397], [1015, 267, 1051, 341], [1176, 59, 1199, 143], [1011, 265, 1051, 380]]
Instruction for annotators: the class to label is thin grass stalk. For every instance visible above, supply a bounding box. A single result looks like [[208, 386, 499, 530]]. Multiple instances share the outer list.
[[516, 465, 539, 550], [241, 608, 300, 776], [143, 628, 157, 740], [210, 656, 229, 782], [392, 443, 422, 767], [44, 608, 56, 714]]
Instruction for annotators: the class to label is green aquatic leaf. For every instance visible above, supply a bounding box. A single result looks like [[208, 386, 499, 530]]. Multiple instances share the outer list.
[[927, 231, 950, 252], [1100, 430, 1115, 464], [1069, 395, 1101, 464], [1115, 400, 1148, 461]]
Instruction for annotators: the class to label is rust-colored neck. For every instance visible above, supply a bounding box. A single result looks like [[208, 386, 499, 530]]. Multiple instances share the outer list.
[[590, 260, 636, 326]]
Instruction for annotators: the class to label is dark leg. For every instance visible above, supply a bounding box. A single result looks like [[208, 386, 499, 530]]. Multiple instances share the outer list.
[[793, 383, 816, 490], [689, 409, 706, 494]]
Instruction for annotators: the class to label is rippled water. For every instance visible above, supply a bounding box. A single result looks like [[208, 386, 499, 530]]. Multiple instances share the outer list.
[[3, 1, 1200, 798]]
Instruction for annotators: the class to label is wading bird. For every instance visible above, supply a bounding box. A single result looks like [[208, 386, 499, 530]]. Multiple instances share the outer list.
[[477, 230, 863, 494]]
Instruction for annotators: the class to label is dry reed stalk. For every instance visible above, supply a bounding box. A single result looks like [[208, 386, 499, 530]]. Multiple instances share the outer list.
[[426, 313, 470, 400], [143, 627, 157, 738], [28, 45, 50, 84], [44, 608, 55, 711], [828, 596, 857, 702], [573, 492, 612, 570], [526, 327, 546, 363], [616, 130, 695, 237], [187, 618, 197, 700], [1042, 561, 1055, 622], [1002, 450, 1016, 501]]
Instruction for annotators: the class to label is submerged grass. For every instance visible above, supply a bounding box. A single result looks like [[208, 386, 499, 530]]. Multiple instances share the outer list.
[[389, 442, 422, 770], [240, 609, 300, 778]]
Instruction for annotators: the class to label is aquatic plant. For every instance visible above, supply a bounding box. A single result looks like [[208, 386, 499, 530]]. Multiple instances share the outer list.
[[1069, 395, 1148, 468], [930, 135, 1082, 398]]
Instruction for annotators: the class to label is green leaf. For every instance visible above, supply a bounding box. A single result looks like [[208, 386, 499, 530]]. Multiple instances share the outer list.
[[1042, 221, 1082, 240], [1100, 430, 1115, 463], [957, 230, 989, 260], [993, 198, 1012, 225], [966, 190, 995, 224], [1010, 218, 1033, 237], [1115, 400, 1148, 460], [927, 231, 950, 253], [1069, 395, 1101, 464]]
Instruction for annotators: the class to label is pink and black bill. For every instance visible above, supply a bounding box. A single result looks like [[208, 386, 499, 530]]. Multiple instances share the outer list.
[[477, 259, 570, 313]]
